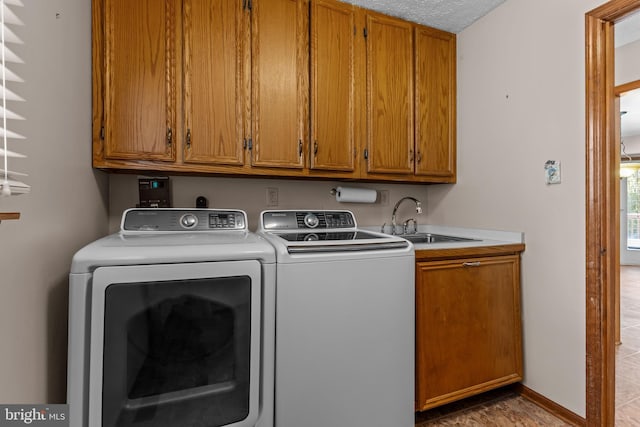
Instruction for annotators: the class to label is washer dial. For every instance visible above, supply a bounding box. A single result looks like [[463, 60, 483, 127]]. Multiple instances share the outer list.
[[304, 213, 319, 228], [180, 213, 198, 229]]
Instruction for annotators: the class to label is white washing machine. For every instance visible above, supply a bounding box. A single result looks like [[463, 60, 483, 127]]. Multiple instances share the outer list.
[[257, 210, 415, 427], [67, 208, 275, 427]]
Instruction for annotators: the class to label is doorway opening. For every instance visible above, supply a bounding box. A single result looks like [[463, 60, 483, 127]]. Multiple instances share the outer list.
[[586, 1, 640, 425]]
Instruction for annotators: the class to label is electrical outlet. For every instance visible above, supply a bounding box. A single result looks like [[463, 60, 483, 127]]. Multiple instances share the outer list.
[[266, 187, 279, 207], [379, 190, 389, 206]]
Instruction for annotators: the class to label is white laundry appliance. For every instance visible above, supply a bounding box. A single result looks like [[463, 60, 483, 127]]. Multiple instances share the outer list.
[[67, 208, 276, 427], [257, 210, 415, 427]]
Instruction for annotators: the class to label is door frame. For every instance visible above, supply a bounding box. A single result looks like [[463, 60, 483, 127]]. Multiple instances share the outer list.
[[586, 1, 640, 425]]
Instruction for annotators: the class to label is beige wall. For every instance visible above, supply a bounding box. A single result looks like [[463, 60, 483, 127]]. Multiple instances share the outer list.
[[108, 175, 429, 232], [0, 0, 108, 403], [426, 0, 601, 416]]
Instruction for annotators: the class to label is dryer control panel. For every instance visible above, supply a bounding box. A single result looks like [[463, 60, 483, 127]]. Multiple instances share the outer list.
[[121, 208, 247, 232]]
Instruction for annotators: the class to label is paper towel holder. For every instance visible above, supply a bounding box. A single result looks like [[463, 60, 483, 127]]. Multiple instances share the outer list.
[[331, 186, 378, 204]]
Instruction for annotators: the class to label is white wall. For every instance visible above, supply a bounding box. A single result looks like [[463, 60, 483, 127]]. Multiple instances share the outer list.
[[0, 0, 108, 403], [426, 0, 601, 416]]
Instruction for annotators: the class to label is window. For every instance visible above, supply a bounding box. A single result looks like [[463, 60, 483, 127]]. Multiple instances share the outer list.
[[623, 166, 640, 249], [0, 0, 27, 197]]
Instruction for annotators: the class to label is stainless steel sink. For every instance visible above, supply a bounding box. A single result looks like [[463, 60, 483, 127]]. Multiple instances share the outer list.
[[398, 233, 478, 244]]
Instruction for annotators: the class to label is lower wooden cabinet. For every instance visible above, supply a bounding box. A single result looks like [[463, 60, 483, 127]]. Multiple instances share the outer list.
[[415, 252, 523, 411]]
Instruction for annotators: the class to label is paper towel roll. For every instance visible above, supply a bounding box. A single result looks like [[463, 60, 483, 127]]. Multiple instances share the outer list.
[[335, 187, 377, 203]]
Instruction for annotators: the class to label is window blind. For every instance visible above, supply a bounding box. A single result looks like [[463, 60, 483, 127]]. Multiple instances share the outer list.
[[0, 0, 27, 196]]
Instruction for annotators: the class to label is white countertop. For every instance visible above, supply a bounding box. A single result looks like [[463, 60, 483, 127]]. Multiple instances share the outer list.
[[361, 224, 524, 250]]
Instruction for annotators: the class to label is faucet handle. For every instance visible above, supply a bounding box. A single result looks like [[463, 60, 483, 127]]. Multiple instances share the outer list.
[[403, 218, 418, 235]]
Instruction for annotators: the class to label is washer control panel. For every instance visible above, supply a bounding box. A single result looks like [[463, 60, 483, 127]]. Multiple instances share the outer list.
[[122, 208, 247, 232], [261, 210, 356, 230]]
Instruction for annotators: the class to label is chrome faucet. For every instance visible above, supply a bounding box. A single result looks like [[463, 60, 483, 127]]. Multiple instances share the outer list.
[[391, 197, 422, 235]]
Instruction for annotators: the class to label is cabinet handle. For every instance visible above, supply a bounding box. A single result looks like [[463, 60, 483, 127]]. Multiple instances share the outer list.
[[314, 141, 318, 156], [166, 128, 173, 146], [298, 140, 303, 157], [463, 262, 481, 267], [186, 129, 191, 148]]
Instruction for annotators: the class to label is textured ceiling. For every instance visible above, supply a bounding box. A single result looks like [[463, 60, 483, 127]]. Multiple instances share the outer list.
[[342, 0, 506, 33]]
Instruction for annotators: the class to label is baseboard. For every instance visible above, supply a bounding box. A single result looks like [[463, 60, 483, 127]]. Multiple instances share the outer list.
[[516, 384, 586, 426]]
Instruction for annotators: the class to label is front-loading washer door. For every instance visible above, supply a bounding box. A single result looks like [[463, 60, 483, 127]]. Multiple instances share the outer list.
[[88, 261, 262, 427]]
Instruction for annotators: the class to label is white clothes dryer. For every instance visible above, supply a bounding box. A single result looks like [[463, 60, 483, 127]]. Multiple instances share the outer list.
[[67, 208, 275, 427]]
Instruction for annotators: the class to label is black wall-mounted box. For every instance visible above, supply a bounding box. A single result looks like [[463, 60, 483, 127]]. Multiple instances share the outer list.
[[138, 177, 171, 208]]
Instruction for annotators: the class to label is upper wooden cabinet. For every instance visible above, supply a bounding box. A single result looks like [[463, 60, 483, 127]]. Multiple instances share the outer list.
[[92, 0, 456, 183], [309, 0, 358, 173], [414, 25, 456, 179], [100, 0, 177, 162], [183, 0, 247, 166], [364, 12, 414, 175], [251, 0, 309, 169]]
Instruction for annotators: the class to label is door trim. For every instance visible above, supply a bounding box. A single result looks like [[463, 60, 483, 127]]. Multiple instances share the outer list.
[[585, 1, 640, 425]]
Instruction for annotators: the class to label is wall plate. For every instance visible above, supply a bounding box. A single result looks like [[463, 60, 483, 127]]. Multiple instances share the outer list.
[[544, 160, 561, 185]]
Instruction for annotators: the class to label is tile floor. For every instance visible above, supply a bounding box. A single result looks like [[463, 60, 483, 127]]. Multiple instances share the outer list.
[[616, 265, 640, 426], [415, 387, 572, 426], [415, 266, 640, 426]]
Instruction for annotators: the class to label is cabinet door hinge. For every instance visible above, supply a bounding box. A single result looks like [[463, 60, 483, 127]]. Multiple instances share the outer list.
[[364, 148, 369, 160], [186, 128, 192, 148], [100, 126, 105, 140], [248, 138, 253, 150], [247, 0, 252, 10], [298, 140, 303, 157], [363, 27, 368, 38], [243, 138, 247, 150], [166, 128, 173, 146]]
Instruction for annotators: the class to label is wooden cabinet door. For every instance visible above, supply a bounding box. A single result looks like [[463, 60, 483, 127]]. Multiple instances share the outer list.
[[415, 255, 523, 411], [364, 12, 413, 175], [251, 0, 309, 169], [102, 0, 177, 161], [414, 26, 456, 178], [183, 0, 247, 166], [309, 0, 357, 172]]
